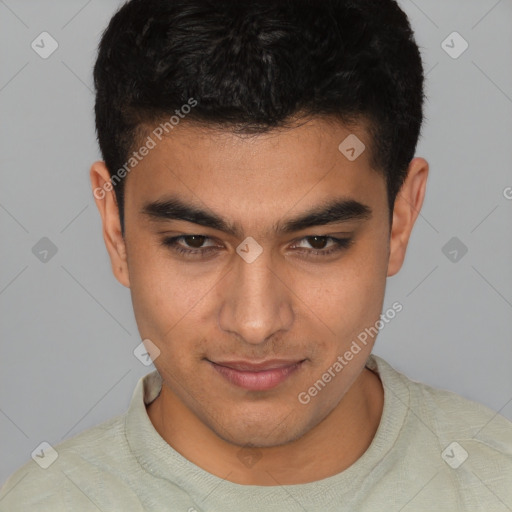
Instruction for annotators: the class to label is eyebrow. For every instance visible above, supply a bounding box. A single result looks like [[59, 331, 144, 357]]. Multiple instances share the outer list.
[[141, 195, 372, 237]]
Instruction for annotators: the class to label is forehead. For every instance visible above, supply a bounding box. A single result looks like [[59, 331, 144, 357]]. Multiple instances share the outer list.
[[124, 117, 387, 230]]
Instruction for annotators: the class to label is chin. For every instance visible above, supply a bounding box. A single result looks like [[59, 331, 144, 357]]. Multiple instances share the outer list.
[[211, 414, 307, 449]]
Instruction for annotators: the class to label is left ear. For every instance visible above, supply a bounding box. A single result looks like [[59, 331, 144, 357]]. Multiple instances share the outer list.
[[387, 157, 429, 277]]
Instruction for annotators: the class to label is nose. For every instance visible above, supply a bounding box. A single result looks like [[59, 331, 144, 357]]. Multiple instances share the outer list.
[[218, 249, 294, 345]]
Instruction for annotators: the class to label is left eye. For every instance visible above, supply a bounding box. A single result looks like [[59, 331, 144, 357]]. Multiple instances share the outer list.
[[293, 235, 349, 252], [161, 234, 354, 258]]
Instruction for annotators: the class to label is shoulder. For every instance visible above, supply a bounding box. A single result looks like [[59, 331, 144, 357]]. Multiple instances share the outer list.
[[372, 355, 512, 451], [404, 372, 512, 453], [373, 356, 512, 506], [0, 413, 144, 511], [388, 360, 512, 500]]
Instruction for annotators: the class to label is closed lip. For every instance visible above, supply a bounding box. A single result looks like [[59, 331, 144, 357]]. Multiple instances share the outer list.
[[209, 359, 305, 372]]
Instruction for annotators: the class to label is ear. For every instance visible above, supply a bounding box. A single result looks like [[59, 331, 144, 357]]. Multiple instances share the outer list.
[[90, 161, 130, 288], [387, 157, 429, 277]]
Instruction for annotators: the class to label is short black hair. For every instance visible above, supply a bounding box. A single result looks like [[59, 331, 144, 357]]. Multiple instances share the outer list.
[[93, 0, 426, 235]]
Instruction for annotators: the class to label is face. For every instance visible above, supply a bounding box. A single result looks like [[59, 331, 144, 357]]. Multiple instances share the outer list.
[[91, 116, 428, 448]]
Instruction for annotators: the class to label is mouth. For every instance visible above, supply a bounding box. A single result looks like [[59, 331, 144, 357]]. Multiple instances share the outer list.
[[207, 359, 306, 391]]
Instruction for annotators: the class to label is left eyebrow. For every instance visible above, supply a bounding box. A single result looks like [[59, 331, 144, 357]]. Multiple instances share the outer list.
[[141, 195, 372, 238]]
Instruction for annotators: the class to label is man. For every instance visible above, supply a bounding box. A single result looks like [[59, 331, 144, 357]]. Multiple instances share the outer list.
[[1, 0, 511, 510]]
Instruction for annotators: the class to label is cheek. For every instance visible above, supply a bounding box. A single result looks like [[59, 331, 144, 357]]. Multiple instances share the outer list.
[[127, 239, 206, 342], [306, 241, 387, 319], [129, 269, 213, 385], [341, 236, 389, 350], [299, 235, 388, 354]]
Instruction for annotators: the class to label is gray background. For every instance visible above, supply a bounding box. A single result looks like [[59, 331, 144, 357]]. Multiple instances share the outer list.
[[1, 0, 511, 487]]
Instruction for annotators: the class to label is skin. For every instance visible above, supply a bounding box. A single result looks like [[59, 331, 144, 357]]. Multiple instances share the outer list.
[[90, 116, 428, 485]]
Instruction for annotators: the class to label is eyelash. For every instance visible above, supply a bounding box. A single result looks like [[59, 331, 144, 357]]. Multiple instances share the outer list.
[[160, 234, 354, 259]]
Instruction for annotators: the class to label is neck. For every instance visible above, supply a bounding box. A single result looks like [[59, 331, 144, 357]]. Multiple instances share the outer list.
[[146, 367, 383, 485]]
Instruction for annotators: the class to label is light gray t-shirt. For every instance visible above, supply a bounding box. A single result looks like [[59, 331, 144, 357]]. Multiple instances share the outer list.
[[1, 354, 511, 511]]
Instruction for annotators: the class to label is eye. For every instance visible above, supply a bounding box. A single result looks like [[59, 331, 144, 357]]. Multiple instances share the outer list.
[[161, 234, 354, 259], [291, 235, 354, 257], [161, 234, 219, 258]]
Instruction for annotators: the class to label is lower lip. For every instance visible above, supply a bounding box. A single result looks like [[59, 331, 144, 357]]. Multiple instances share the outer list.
[[210, 361, 304, 391]]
